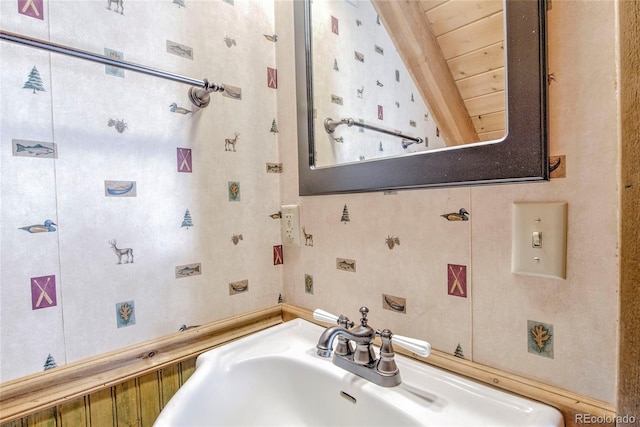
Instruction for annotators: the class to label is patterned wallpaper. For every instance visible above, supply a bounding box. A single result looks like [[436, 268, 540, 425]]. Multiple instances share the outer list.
[[310, 0, 445, 167], [0, 0, 621, 408], [0, 0, 282, 381]]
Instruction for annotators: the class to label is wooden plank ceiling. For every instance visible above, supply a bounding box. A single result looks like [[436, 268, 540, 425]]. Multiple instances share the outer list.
[[372, 0, 506, 145]]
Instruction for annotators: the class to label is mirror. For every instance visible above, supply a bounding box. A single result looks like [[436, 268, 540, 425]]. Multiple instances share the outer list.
[[295, 0, 548, 195]]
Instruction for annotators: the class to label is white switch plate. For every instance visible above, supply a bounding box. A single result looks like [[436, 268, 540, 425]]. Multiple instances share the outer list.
[[512, 202, 567, 279], [281, 204, 301, 247]]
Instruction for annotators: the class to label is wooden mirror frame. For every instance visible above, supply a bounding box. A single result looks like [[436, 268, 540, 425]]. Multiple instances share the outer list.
[[295, 0, 548, 195]]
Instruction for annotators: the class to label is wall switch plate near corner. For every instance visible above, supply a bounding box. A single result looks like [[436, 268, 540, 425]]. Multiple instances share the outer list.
[[512, 202, 568, 279]]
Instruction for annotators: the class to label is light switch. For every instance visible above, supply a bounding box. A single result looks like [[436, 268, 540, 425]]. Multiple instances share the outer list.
[[512, 202, 567, 279]]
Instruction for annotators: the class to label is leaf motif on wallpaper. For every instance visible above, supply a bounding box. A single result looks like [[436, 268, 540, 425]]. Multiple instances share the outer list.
[[106, 0, 123, 14], [116, 301, 135, 328], [228, 181, 240, 201], [263, 34, 278, 42], [104, 48, 124, 77], [530, 324, 551, 352], [169, 103, 191, 114], [304, 274, 313, 294], [385, 236, 400, 250], [108, 118, 127, 133], [224, 36, 236, 47], [23, 66, 45, 94]]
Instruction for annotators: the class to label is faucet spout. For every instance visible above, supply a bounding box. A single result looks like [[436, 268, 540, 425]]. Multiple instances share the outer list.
[[316, 326, 373, 358]]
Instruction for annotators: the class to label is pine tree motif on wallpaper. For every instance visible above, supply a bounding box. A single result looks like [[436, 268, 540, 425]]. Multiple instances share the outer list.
[[454, 344, 465, 359], [340, 204, 350, 223], [181, 209, 193, 229], [270, 119, 279, 133], [23, 66, 45, 94], [43, 353, 57, 370], [173, 0, 185, 8]]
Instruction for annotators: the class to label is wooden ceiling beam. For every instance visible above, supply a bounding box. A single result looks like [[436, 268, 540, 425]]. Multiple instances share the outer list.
[[371, 0, 479, 146]]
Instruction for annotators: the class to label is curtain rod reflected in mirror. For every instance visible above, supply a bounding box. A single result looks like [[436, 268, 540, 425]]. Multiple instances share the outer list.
[[295, 0, 548, 195]]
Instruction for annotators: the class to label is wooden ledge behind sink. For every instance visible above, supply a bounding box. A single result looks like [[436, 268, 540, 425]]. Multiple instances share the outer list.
[[0, 304, 616, 426]]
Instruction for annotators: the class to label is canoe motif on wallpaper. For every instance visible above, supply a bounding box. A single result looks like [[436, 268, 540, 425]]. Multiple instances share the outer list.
[[105, 180, 136, 197], [222, 84, 242, 100], [229, 279, 248, 295], [382, 294, 406, 313]]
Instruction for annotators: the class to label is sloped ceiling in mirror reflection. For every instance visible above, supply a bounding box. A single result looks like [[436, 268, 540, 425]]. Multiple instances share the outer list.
[[373, 0, 506, 144]]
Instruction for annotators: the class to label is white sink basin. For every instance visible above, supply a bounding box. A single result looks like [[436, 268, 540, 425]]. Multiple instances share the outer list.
[[154, 319, 564, 426]]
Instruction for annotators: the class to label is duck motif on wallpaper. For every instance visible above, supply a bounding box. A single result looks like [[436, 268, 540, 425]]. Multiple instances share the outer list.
[[263, 34, 278, 42], [441, 208, 470, 221], [20, 219, 57, 233], [169, 103, 191, 114]]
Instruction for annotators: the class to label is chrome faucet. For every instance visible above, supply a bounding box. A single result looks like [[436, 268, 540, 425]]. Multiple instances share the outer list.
[[314, 307, 431, 387]]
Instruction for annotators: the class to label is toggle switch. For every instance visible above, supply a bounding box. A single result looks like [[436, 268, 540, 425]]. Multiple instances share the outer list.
[[532, 231, 542, 248], [512, 202, 567, 279]]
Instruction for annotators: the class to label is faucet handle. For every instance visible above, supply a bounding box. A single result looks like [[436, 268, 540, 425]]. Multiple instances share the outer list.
[[313, 309, 340, 324], [392, 334, 431, 357]]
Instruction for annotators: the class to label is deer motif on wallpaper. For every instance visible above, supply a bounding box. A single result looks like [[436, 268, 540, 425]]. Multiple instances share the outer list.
[[109, 240, 134, 264], [225, 133, 239, 152]]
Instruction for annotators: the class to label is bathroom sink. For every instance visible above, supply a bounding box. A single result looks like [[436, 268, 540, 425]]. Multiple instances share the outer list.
[[154, 319, 564, 426]]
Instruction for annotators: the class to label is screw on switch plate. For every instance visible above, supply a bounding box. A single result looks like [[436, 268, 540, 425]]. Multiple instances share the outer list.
[[281, 204, 301, 247]]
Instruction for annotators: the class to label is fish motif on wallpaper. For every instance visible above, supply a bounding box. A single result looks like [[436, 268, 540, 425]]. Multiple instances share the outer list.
[[169, 103, 191, 114], [12, 140, 56, 158], [336, 258, 356, 272], [23, 65, 45, 94], [166, 40, 193, 60], [266, 163, 282, 173], [175, 263, 201, 278], [106, 0, 123, 14], [20, 219, 57, 233]]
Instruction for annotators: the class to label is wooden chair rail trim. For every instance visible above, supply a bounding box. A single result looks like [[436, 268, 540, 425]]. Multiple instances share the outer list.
[[0, 306, 282, 424], [1, 303, 616, 426]]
